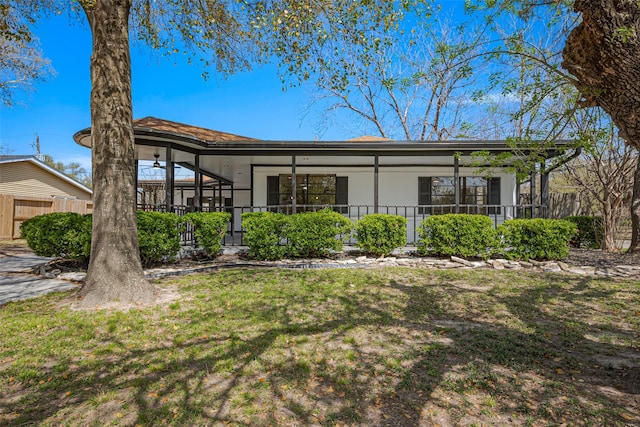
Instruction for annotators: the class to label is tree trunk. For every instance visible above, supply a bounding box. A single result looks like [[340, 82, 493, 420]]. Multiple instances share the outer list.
[[563, 1, 640, 150], [601, 203, 619, 252], [629, 155, 640, 252], [78, 0, 156, 307]]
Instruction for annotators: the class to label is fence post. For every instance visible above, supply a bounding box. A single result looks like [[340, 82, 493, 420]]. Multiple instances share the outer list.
[[0, 195, 14, 240]]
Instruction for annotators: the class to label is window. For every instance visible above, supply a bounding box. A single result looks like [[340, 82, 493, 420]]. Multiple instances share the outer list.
[[279, 174, 337, 205], [418, 176, 501, 215], [267, 175, 348, 212]]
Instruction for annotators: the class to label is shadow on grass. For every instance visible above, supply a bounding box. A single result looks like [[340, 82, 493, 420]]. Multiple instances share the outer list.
[[1, 269, 638, 426]]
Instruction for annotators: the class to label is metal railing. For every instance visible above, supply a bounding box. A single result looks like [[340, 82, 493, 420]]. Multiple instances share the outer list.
[[138, 203, 547, 246]]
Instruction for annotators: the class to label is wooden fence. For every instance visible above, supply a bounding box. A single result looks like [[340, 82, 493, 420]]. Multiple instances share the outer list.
[[0, 194, 93, 240]]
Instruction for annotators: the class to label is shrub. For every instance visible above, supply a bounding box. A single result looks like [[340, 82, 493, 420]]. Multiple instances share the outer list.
[[498, 218, 577, 261], [21, 211, 183, 267], [417, 214, 498, 259], [181, 212, 231, 256], [136, 211, 182, 266], [355, 214, 407, 256], [241, 211, 288, 260], [20, 212, 92, 262], [285, 208, 353, 258], [564, 216, 603, 249]]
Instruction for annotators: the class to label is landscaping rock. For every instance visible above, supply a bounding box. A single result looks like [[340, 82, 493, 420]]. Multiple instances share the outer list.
[[441, 262, 460, 269], [568, 267, 587, 275], [58, 272, 87, 282], [451, 256, 472, 266], [30, 247, 640, 283], [543, 263, 562, 273]]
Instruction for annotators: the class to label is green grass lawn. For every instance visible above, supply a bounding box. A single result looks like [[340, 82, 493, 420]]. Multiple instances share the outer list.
[[0, 267, 638, 426]]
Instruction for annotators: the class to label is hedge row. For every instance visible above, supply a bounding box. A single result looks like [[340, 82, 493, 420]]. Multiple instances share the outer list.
[[418, 214, 576, 261], [20, 211, 230, 267], [241, 209, 354, 259], [242, 211, 575, 261], [417, 214, 497, 259], [21, 211, 577, 265], [241, 210, 408, 260]]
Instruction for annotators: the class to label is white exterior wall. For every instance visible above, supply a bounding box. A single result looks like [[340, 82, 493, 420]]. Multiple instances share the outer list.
[[252, 166, 517, 241], [253, 166, 517, 208]]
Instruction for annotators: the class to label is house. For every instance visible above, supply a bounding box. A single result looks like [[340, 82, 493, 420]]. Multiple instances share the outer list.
[[0, 155, 93, 239], [74, 117, 574, 243]]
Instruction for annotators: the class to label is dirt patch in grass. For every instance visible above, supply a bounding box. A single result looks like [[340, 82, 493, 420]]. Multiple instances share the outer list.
[[57, 284, 183, 312], [566, 248, 640, 269]]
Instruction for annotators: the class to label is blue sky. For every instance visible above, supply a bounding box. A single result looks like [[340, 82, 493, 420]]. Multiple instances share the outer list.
[[0, 12, 352, 172]]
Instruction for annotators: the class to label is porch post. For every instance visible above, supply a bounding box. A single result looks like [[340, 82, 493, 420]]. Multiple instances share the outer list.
[[218, 181, 223, 212], [291, 156, 297, 214], [530, 170, 537, 218], [134, 159, 138, 209], [515, 180, 521, 218], [454, 156, 460, 213], [194, 154, 201, 211], [230, 183, 235, 245], [540, 162, 550, 219], [374, 155, 379, 214], [165, 146, 174, 212]]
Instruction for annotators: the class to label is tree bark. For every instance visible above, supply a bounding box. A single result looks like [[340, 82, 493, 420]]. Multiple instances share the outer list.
[[78, 0, 156, 307], [629, 155, 640, 252], [563, 1, 640, 150], [563, 1, 640, 253], [600, 202, 620, 252]]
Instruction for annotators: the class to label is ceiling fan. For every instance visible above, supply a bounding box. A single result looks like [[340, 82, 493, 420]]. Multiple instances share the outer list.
[[152, 153, 164, 169], [139, 154, 169, 171], [138, 154, 184, 175]]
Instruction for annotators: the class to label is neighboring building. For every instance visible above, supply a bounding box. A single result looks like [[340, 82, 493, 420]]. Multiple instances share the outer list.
[[74, 117, 574, 243], [0, 155, 92, 200], [0, 155, 93, 240]]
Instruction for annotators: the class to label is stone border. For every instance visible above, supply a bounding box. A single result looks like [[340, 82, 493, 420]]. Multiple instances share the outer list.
[[49, 253, 640, 284]]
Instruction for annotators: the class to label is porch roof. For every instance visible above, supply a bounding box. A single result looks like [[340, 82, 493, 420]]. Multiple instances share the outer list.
[[74, 116, 571, 157], [74, 117, 574, 190]]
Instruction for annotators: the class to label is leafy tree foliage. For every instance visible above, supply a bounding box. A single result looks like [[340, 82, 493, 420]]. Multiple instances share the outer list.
[[470, 1, 640, 251], [0, 2, 54, 106], [5, 0, 405, 306], [41, 154, 92, 188]]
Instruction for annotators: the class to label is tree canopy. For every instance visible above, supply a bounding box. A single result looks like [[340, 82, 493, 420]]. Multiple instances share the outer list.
[[4, 0, 412, 307], [0, 1, 54, 106]]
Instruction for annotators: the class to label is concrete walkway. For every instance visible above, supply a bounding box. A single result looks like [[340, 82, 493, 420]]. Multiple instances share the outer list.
[[0, 255, 79, 306]]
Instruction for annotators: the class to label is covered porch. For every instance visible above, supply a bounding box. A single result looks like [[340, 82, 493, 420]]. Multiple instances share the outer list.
[[73, 117, 572, 245]]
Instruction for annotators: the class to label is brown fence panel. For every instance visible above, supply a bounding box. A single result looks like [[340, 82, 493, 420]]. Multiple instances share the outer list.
[[52, 197, 93, 214], [12, 197, 53, 239], [0, 194, 92, 240], [549, 193, 582, 219], [0, 194, 15, 240]]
